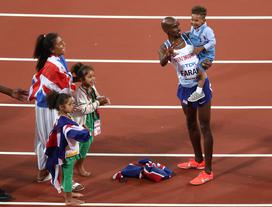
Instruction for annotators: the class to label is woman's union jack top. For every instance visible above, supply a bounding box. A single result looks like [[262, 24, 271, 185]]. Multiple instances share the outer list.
[[28, 55, 76, 107]]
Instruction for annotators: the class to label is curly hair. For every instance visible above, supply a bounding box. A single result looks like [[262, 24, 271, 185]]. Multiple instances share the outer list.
[[46, 91, 71, 110]]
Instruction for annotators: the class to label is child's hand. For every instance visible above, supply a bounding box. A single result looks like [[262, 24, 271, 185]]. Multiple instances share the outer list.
[[82, 124, 90, 132], [97, 96, 109, 106], [73, 105, 80, 112], [105, 97, 111, 105], [192, 46, 204, 55], [104, 96, 111, 105], [201, 59, 213, 70]]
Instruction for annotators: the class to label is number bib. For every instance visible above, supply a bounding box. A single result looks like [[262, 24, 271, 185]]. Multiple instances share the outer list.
[[93, 119, 101, 136]]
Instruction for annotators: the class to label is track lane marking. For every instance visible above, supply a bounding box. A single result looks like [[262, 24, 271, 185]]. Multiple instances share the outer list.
[[1, 13, 272, 20], [1, 152, 272, 157], [1, 202, 272, 206], [0, 104, 272, 109], [0, 58, 272, 64]]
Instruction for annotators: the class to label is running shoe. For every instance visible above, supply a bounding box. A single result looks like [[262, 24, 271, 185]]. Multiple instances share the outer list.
[[177, 159, 205, 170], [190, 171, 214, 185], [188, 91, 205, 102]]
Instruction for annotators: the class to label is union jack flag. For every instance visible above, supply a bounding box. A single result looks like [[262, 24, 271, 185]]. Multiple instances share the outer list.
[[113, 158, 173, 182], [45, 115, 90, 192], [28, 55, 76, 107]]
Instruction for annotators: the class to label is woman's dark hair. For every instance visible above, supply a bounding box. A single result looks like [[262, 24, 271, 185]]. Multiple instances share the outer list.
[[70, 63, 94, 82], [46, 91, 71, 110], [192, 6, 207, 17], [33, 33, 58, 71]]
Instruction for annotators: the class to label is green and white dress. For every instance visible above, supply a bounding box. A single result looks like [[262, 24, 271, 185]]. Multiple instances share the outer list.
[[73, 85, 100, 158]]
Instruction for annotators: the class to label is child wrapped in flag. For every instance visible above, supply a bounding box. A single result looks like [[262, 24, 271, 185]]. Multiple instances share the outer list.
[[45, 91, 90, 206]]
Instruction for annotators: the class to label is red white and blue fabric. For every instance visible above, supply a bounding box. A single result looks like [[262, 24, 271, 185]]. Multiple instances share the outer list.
[[120, 164, 143, 178], [28, 55, 76, 107], [140, 159, 173, 182], [113, 158, 173, 182], [45, 116, 90, 193]]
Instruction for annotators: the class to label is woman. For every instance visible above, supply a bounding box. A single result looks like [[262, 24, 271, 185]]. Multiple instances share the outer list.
[[28, 33, 83, 191], [158, 17, 214, 185]]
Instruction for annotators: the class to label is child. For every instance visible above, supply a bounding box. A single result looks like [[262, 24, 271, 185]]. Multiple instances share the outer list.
[[187, 5, 216, 102], [71, 63, 109, 177], [45, 91, 90, 205]]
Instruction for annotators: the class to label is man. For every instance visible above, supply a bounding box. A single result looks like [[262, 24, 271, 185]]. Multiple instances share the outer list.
[[0, 84, 28, 201], [158, 17, 214, 185]]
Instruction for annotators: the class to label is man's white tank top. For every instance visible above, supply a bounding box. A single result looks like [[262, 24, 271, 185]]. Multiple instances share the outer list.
[[164, 33, 200, 88]]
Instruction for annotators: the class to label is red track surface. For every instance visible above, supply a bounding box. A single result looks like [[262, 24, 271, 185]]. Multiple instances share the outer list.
[[1, 19, 272, 59], [0, 0, 272, 205]]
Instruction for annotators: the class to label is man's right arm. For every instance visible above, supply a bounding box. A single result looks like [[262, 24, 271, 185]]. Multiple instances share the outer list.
[[158, 44, 171, 67], [0, 85, 13, 97], [0, 84, 28, 101]]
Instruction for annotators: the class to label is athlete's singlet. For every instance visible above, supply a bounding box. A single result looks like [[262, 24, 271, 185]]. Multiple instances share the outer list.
[[164, 33, 202, 88]]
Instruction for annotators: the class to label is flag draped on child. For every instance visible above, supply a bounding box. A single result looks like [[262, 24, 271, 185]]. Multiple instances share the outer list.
[[28, 55, 76, 107], [45, 116, 90, 193]]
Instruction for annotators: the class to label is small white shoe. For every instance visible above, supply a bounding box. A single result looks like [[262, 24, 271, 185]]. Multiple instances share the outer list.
[[188, 91, 205, 102]]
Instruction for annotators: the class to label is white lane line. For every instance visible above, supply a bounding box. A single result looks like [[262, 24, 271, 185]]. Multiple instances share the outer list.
[[0, 13, 272, 20], [0, 58, 272, 64], [0, 202, 272, 206], [0, 104, 35, 107], [1, 152, 272, 157], [0, 104, 272, 110]]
